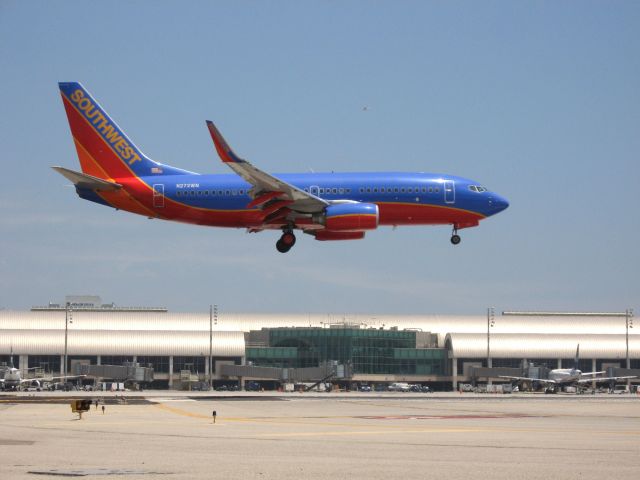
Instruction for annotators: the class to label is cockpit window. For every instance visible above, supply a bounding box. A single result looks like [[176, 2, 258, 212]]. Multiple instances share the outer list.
[[469, 185, 487, 193]]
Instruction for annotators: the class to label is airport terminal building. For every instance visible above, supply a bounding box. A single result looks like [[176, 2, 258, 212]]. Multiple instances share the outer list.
[[1, 297, 637, 390]]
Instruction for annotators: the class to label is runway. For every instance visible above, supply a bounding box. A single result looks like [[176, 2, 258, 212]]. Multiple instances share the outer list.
[[0, 393, 638, 479]]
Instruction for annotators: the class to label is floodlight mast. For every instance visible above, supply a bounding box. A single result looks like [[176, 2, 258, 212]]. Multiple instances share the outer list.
[[64, 302, 72, 379], [626, 309, 634, 387], [209, 305, 218, 391], [209, 305, 213, 391], [487, 307, 495, 386]]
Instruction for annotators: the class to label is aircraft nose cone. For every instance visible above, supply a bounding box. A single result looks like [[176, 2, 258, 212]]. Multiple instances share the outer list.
[[489, 194, 509, 214]]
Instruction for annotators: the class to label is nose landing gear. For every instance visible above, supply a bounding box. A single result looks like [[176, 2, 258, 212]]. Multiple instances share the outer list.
[[276, 230, 296, 253], [450, 226, 461, 245]]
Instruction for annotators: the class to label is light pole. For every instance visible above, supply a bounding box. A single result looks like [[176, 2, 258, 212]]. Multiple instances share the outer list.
[[487, 307, 495, 386], [209, 304, 218, 391], [64, 302, 72, 378], [626, 309, 634, 387]]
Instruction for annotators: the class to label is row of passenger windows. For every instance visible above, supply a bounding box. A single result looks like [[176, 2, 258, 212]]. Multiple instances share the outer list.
[[303, 187, 352, 195], [357, 186, 440, 194], [176, 189, 247, 197], [303, 186, 440, 195], [176, 185, 442, 198]]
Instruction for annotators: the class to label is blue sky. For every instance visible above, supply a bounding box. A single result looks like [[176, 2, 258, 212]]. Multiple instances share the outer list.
[[0, 1, 638, 315]]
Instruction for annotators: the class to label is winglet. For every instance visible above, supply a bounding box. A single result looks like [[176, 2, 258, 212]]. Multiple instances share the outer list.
[[206, 120, 245, 164]]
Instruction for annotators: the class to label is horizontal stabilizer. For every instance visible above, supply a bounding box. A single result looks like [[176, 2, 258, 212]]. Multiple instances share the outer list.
[[52, 166, 122, 191]]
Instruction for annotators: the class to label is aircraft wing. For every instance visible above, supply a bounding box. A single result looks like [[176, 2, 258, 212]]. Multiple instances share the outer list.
[[206, 121, 328, 216], [576, 375, 637, 384], [52, 166, 122, 191], [23, 374, 86, 384], [498, 376, 557, 384]]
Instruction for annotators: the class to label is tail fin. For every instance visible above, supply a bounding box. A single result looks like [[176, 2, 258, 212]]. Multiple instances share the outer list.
[[58, 82, 190, 179], [574, 344, 580, 370]]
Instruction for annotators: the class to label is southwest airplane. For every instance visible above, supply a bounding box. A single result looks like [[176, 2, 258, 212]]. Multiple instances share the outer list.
[[54, 82, 509, 252]]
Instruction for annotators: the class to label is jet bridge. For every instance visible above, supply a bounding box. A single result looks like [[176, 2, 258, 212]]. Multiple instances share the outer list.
[[220, 361, 347, 384]]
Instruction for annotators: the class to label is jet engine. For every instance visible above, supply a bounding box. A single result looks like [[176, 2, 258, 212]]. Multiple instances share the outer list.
[[315, 203, 379, 232]]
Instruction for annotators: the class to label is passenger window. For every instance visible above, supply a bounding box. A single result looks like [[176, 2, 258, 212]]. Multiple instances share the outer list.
[[332, 188, 338, 194], [190, 191, 195, 196], [394, 187, 399, 193], [339, 188, 344, 194], [225, 190, 231, 196]]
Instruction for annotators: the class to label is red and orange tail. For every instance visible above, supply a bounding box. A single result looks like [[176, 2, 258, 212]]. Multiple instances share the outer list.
[[59, 82, 180, 181]]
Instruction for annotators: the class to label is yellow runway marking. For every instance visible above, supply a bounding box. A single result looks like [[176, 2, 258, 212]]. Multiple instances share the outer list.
[[152, 403, 211, 419], [255, 428, 481, 438]]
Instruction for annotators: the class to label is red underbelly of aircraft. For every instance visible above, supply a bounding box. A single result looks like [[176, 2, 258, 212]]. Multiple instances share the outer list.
[[377, 203, 483, 227]]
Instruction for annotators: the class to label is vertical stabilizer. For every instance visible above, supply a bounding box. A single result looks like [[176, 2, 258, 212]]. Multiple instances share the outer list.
[[58, 82, 191, 180]]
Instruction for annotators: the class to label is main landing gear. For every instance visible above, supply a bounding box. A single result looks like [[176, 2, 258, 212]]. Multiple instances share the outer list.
[[276, 230, 296, 253], [450, 226, 461, 245]]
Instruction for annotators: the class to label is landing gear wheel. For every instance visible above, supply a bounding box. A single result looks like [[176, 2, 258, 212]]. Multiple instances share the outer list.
[[450, 234, 461, 245], [276, 231, 296, 253], [281, 232, 296, 248], [276, 240, 290, 253]]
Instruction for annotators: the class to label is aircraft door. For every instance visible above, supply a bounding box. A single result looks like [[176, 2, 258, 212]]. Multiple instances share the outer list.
[[153, 184, 165, 208], [444, 180, 455, 204]]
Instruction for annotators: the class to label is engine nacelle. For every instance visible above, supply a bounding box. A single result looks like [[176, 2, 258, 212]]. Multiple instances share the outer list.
[[314, 231, 366, 241], [319, 203, 379, 232]]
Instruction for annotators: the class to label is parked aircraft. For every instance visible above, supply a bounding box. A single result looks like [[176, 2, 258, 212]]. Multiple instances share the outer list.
[[500, 345, 636, 393], [55, 82, 509, 252], [0, 366, 84, 391], [0, 357, 84, 391]]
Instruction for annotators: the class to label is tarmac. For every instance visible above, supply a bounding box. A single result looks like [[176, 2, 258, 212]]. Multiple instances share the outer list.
[[0, 391, 639, 479]]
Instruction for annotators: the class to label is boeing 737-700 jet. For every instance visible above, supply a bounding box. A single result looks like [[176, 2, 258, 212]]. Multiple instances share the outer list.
[[54, 82, 509, 252]]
